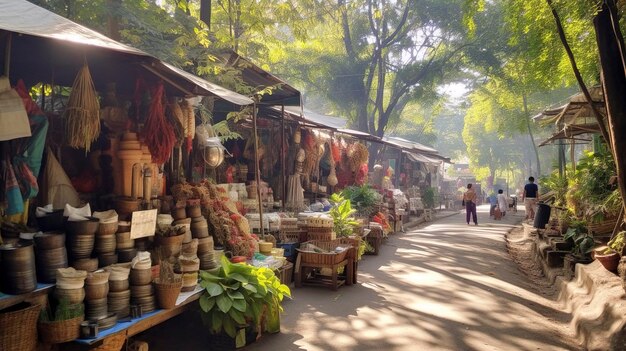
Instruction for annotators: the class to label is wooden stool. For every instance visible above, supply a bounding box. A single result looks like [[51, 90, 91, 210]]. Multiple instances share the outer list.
[[294, 256, 353, 291]]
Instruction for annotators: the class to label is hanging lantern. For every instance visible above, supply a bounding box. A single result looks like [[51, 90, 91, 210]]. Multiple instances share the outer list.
[[196, 124, 227, 168]]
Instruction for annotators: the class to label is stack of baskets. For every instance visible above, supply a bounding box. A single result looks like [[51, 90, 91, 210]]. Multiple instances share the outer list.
[[180, 239, 200, 292], [93, 211, 119, 268], [1, 302, 41, 350], [34, 232, 68, 283], [84, 270, 110, 321], [306, 216, 335, 241], [198, 236, 217, 270], [106, 263, 131, 318], [129, 252, 155, 313]]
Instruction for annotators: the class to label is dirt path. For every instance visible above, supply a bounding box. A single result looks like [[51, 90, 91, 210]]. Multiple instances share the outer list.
[[143, 206, 580, 350]]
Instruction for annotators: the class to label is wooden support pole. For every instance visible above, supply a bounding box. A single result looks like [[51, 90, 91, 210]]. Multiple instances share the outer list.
[[252, 102, 264, 236], [4, 32, 12, 77], [281, 104, 286, 211]]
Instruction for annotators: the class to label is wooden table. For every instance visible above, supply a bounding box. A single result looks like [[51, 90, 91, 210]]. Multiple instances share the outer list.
[[0, 283, 54, 310], [68, 287, 204, 351]]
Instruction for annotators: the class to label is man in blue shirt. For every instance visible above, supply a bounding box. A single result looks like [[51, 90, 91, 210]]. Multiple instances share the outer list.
[[522, 176, 539, 220], [488, 192, 498, 217]]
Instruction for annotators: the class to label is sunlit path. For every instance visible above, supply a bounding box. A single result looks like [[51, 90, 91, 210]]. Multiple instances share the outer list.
[[246, 205, 578, 351]]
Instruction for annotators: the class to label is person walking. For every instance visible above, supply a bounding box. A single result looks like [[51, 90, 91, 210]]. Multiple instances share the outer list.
[[522, 176, 539, 220], [463, 184, 478, 225], [497, 189, 508, 217]]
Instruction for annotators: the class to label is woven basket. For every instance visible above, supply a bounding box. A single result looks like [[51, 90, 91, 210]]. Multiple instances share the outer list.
[[588, 218, 619, 236], [38, 315, 83, 344], [154, 280, 182, 309], [307, 231, 336, 242], [297, 240, 351, 265], [0, 302, 40, 351], [279, 230, 307, 243]]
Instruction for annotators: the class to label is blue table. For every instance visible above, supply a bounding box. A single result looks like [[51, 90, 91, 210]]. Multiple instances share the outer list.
[[0, 283, 54, 310]]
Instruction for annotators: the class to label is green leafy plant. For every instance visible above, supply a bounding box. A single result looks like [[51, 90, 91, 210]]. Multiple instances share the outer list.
[[608, 231, 626, 256], [341, 185, 382, 217], [329, 193, 359, 237], [422, 187, 437, 209], [563, 227, 595, 259], [199, 256, 291, 348]]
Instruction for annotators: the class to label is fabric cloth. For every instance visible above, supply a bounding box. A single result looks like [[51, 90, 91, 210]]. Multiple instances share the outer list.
[[466, 201, 477, 225], [497, 194, 508, 213], [524, 183, 539, 198], [463, 189, 477, 203]]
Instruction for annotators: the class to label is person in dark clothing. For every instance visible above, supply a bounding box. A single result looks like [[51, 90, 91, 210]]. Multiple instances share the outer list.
[[522, 176, 539, 220], [463, 183, 478, 225]]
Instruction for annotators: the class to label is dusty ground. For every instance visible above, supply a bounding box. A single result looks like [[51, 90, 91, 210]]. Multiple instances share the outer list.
[[139, 206, 581, 350]]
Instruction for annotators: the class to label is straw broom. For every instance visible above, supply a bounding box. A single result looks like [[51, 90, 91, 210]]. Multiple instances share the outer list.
[[65, 64, 100, 152]]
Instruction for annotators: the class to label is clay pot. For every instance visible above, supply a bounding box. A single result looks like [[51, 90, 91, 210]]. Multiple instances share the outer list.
[[109, 279, 130, 292], [129, 268, 152, 286], [85, 282, 109, 300], [72, 258, 99, 273], [34, 231, 66, 250], [115, 232, 134, 250], [115, 198, 141, 217], [593, 247, 621, 272], [171, 207, 187, 221], [154, 234, 185, 258], [130, 284, 154, 298], [186, 205, 201, 218], [97, 222, 119, 236], [99, 253, 118, 267], [190, 218, 209, 239], [95, 234, 117, 254], [117, 248, 137, 263], [0, 241, 37, 294], [67, 233, 95, 260], [36, 247, 68, 283], [65, 217, 100, 236], [197, 236, 214, 254]]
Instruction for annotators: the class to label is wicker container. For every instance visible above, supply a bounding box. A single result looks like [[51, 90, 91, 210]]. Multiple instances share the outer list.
[[85, 283, 109, 300], [307, 231, 336, 242], [36, 247, 68, 283], [154, 278, 182, 309], [72, 258, 99, 272], [181, 272, 198, 292], [154, 234, 185, 258], [37, 315, 83, 344], [109, 279, 130, 292], [588, 218, 619, 236], [297, 240, 351, 265], [197, 236, 214, 253], [34, 231, 66, 250], [0, 302, 40, 351], [129, 268, 152, 286], [115, 232, 134, 250], [280, 230, 307, 243], [98, 253, 118, 267]]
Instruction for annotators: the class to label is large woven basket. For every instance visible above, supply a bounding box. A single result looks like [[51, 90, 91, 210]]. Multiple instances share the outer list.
[[38, 315, 84, 344], [588, 218, 619, 236], [0, 302, 40, 351], [297, 240, 351, 265], [307, 231, 336, 242]]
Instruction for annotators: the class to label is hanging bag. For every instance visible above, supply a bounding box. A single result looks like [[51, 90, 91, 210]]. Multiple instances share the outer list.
[[0, 77, 31, 141]]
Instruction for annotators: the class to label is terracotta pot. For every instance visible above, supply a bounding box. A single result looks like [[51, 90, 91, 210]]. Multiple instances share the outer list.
[[186, 205, 202, 218], [115, 198, 141, 217], [172, 207, 187, 220], [0, 241, 37, 294], [155, 234, 185, 258], [97, 222, 119, 236], [595, 251, 621, 272], [153, 279, 182, 309]]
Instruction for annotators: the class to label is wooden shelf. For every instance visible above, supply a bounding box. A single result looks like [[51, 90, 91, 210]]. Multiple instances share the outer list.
[[0, 283, 54, 310]]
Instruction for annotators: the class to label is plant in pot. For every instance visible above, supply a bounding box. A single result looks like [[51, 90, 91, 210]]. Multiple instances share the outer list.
[[563, 227, 595, 279], [329, 193, 359, 238], [593, 231, 626, 273], [38, 298, 84, 344], [153, 258, 182, 309], [198, 256, 291, 348]]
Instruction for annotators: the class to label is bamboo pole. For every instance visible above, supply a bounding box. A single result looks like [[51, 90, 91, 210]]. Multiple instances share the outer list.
[[253, 102, 265, 236]]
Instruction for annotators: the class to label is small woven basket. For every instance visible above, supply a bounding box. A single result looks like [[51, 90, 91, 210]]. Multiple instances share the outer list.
[[154, 280, 182, 309], [38, 315, 84, 344]]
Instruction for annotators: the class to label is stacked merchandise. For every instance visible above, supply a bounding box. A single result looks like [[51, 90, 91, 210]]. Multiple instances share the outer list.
[[179, 240, 200, 292], [305, 215, 335, 241], [93, 210, 119, 268], [34, 232, 68, 283], [106, 263, 131, 318], [84, 270, 110, 322], [198, 235, 217, 270], [129, 252, 155, 313]]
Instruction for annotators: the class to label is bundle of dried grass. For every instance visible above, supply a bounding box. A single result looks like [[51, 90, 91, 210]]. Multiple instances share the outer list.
[[65, 64, 100, 151], [180, 99, 195, 153], [349, 142, 369, 172]]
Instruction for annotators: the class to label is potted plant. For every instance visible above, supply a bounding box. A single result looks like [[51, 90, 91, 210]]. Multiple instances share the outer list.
[[38, 298, 84, 344], [563, 227, 595, 279], [329, 193, 359, 238], [199, 256, 291, 348], [153, 259, 182, 309], [594, 231, 626, 273]]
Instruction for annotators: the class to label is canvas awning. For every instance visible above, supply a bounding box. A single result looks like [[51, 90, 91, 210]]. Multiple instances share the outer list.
[[225, 51, 301, 106], [0, 0, 251, 104]]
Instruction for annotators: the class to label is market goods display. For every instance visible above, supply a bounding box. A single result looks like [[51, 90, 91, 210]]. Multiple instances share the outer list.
[[0, 241, 37, 294], [64, 64, 100, 151], [143, 83, 177, 164], [130, 252, 155, 313], [106, 263, 131, 318], [34, 232, 68, 283]]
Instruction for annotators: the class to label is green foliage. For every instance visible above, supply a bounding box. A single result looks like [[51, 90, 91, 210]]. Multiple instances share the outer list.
[[199, 256, 291, 346], [329, 193, 359, 238], [539, 170, 569, 207], [565, 151, 619, 221], [563, 227, 594, 259], [422, 187, 437, 209], [341, 185, 382, 217], [608, 231, 626, 256], [40, 298, 84, 322]]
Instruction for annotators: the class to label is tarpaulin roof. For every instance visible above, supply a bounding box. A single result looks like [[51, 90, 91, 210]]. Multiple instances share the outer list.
[[225, 51, 301, 106], [0, 0, 251, 105]]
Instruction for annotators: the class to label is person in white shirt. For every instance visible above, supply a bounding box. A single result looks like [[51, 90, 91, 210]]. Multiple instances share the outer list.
[[497, 189, 508, 217]]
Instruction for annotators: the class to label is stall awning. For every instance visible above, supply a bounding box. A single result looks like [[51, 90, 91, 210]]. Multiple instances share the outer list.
[[225, 51, 301, 106], [404, 151, 442, 165], [0, 0, 249, 103]]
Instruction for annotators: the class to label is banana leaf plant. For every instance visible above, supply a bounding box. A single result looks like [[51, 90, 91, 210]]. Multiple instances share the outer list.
[[199, 256, 291, 348], [329, 193, 359, 237]]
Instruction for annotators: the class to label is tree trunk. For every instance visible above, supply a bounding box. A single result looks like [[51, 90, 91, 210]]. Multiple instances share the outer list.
[[522, 93, 541, 177], [594, 0, 626, 220], [200, 0, 212, 29], [107, 0, 121, 41]]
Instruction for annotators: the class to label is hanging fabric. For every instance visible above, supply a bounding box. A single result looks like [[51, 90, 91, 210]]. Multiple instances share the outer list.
[[0, 76, 31, 141]]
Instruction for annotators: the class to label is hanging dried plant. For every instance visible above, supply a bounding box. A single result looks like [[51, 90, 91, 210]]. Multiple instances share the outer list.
[[65, 64, 100, 151]]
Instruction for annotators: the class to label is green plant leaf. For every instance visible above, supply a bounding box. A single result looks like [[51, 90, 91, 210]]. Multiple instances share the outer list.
[[229, 273, 249, 284], [242, 283, 257, 293], [223, 315, 237, 338], [229, 308, 247, 325], [232, 298, 247, 312], [227, 290, 245, 300], [217, 294, 233, 313], [211, 311, 223, 333], [199, 294, 215, 312], [236, 328, 246, 348], [205, 282, 224, 297]]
